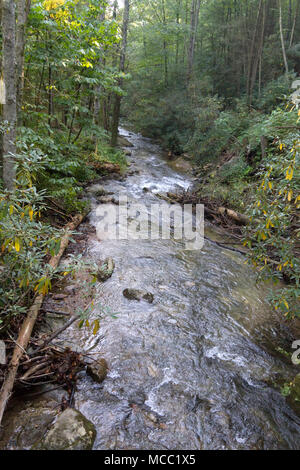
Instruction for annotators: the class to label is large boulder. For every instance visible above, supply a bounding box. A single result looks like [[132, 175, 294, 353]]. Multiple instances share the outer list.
[[40, 408, 96, 450], [123, 288, 154, 303]]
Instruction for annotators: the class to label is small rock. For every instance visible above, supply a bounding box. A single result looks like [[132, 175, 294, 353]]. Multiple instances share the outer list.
[[52, 293, 67, 300], [0, 340, 6, 365], [40, 408, 96, 450], [97, 257, 115, 282], [125, 150, 132, 156], [123, 288, 154, 303], [97, 195, 117, 204], [64, 284, 77, 295], [184, 281, 195, 288], [86, 358, 108, 384]]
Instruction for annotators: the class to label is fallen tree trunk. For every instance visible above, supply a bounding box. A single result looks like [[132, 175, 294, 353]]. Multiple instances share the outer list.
[[0, 213, 84, 426], [217, 207, 250, 226]]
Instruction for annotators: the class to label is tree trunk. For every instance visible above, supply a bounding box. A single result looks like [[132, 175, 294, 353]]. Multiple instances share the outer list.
[[279, 0, 289, 74], [111, 0, 130, 147], [246, 0, 263, 105], [2, 0, 17, 191], [93, 7, 106, 128], [187, 0, 201, 82], [16, 0, 31, 122], [249, 0, 267, 105], [289, 0, 300, 48]]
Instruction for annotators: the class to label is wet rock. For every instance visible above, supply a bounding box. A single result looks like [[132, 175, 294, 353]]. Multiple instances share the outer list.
[[169, 157, 192, 173], [64, 284, 77, 295], [40, 408, 96, 450], [97, 257, 115, 282], [86, 358, 108, 384], [118, 136, 134, 147], [287, 373, 300, 414], [98, 195, 117, 204], [0, 340, 6, 365], [87, 184, 106, 197], [125, 150, 132, 156], [123, 288, 154, 303]]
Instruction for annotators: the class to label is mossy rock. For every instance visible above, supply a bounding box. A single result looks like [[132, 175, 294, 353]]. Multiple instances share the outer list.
[[123, 288, 154, 303], [97, 257, 115, 282], [38, 408, 96, 450]]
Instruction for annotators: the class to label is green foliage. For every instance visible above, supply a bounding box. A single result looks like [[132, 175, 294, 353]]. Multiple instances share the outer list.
[[244, 106, 300, 318], [0, 154, 63, 328]]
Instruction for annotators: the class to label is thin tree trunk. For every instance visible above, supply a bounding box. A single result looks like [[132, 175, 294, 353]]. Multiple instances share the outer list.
[[175, 0, 181, 66], [94, 7, 106, 128], [187, 0, 201, 82], [289, 0, 300, 47], [16, 0, 31, 122], [249, 0, 267, 105], [162, 0, 168, 86], [111, 0, 130, 147], [279, 0, 289, 74], [2, 0, 17, 191], [246, 0, 263, 104]]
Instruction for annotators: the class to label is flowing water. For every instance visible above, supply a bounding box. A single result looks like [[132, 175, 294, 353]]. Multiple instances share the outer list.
[[3, 128, 300, 450]]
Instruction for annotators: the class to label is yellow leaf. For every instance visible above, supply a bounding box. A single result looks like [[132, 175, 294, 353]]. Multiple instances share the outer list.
[[29, 208, 33, 221], [9, 205, 14, 215], [286, 167, 294, 181], [93, 319, 100, 335], [268, 181, 272, 190], [15, 239, 20, 252], [288, 190, 292, 202]]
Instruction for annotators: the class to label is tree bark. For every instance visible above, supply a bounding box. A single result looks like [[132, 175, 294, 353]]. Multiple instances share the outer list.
[[2, 0, 17, 191], [93, 7, 106, 128], [249, 0, 268, 106], [279, 0, 289, 74], [289, 0, 300, 48], [16, 0, 31, 122], [187, 0, 201, 82], [111, 0, 130, 147]]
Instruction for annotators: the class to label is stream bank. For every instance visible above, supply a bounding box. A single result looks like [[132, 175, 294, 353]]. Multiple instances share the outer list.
[[1, 128, 300, 450]]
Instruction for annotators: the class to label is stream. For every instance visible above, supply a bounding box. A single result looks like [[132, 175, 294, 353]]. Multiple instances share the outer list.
[[2, 128, 300, 450]]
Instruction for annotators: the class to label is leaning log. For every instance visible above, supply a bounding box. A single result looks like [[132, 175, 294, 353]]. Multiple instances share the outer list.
[[217, 207, 250, 226], [0, 213, 84, 425]]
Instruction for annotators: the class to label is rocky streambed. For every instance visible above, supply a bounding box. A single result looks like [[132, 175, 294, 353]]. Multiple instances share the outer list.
[[1, 128, 300, 450]]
